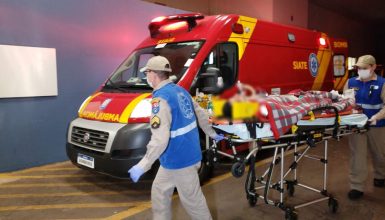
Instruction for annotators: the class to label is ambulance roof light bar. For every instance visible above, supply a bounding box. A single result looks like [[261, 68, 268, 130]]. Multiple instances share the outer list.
[[149, 13, 204, 38]]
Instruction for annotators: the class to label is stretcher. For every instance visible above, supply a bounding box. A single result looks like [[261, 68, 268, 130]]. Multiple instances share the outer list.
[[205, 106, 369, 220]]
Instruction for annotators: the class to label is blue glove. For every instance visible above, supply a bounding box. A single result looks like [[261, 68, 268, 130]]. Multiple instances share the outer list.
[[128, 165, 144, 183], [213, 134, 225, 142]]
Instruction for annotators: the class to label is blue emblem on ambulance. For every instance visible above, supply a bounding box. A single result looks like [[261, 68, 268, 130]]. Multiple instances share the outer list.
[[308, 53, 319, 77]]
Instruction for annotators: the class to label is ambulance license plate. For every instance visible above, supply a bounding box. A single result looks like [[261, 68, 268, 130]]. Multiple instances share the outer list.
[[77, 153, 94, 169]]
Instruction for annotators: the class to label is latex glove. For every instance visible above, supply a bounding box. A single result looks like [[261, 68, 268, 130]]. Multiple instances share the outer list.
[[213, 134, 225, 142], [368, 116, 377, 126], [128, 165, 144, 183]]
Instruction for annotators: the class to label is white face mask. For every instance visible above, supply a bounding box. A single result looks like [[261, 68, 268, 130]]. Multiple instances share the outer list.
[[358, 69, 371, 80], [146, 77, 154, 88]]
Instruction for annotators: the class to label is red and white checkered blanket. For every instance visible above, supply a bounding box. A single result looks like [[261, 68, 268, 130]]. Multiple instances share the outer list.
[[260, 91, 355, 139]]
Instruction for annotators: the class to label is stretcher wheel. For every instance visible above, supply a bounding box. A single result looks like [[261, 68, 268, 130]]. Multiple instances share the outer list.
[[247, 194, 257, 207], [328, 198, 338, 213], [285, 209, 298, 220], [231, 162, 245, 178], [287, 183, 295, 196]]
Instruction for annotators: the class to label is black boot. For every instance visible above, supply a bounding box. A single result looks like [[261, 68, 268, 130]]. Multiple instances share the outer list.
[[374, 179, 385, 187], [348, 189, 364, 200]]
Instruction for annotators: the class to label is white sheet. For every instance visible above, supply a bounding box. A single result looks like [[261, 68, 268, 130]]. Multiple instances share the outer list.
[[213, 114, 368, 140], [297, 114, 368, 127]]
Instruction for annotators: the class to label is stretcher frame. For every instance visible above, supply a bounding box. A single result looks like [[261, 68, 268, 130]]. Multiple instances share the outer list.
[[206, 107, 369, 220]]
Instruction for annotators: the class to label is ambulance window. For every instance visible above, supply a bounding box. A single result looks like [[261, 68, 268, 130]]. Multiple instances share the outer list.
[[218, 43, 238, 89], [110, 54, 136, 82], [195, 43, 238, 91], [137, 54, 154, 78], [105, 41, 203, 92], [333, 55, 345, 77]]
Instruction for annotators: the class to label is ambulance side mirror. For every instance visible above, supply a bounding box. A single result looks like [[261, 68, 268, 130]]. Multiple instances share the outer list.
[[199, 67, 222, 94]]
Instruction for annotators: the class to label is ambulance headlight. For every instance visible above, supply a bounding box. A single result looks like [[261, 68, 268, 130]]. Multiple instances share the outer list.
[[130, 98, 152, 118]]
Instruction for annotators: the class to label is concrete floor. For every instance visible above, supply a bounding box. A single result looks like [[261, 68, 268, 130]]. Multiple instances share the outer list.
[[0, 138, 384, 220]]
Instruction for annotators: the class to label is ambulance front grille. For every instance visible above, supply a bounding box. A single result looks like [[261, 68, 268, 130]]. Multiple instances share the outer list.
[[71, 126, 109, 150]]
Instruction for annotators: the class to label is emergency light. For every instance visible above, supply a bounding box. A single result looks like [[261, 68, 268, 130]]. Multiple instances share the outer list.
[[232, 23, 244, 34], [319, 37, 326, 46], [149, 13, 204, 38]]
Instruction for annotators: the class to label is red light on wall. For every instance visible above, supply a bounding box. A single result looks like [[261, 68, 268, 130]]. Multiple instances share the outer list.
[[319, 37, 326, 46]]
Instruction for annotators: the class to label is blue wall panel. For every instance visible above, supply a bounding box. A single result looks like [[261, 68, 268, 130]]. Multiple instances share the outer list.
[[0, 0, 186, 172]]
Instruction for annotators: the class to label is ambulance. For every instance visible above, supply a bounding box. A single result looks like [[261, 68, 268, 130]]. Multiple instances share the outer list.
[[66, 14, 349, 180]]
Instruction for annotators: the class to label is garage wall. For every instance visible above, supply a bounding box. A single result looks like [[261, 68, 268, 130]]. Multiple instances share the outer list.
[[375, 29, 385, 67], [0, 0, 186, 172], [144, 0, 308, 28], [308, 3, 376, 57], [144, 0, 210, 14], [208, 0, 274, 22], [273, 0, 308, 28]]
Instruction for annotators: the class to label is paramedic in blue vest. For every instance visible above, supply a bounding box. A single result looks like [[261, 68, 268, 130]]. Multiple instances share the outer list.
[[344, 54, 385, 200], [128, 56, 224, 219]]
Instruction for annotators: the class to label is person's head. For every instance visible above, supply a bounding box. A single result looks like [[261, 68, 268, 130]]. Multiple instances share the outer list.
[[140, 56, 172, 88], [355, 54, 377, 81]]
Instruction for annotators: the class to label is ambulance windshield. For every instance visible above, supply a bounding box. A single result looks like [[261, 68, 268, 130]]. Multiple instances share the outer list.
[[103, 41, 203, 92]]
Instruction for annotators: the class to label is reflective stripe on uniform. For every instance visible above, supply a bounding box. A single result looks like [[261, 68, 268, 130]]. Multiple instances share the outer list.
[[356, 103, 384, 109], [170, 121, 197, 138]]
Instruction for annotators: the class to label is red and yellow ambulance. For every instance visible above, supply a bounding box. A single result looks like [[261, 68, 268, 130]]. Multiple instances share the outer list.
[[66, 14, 349, 180]]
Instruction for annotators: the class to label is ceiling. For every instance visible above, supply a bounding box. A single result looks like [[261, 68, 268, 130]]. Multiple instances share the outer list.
[[310, 0, 385, 25]]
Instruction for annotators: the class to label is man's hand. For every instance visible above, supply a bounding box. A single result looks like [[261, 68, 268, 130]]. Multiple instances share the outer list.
[[368, 115, 378, 125], [213, 134, 225, 142], [128, 165, 144, 183]]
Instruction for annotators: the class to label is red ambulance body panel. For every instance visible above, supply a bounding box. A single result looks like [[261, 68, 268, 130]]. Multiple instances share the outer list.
[[66, 14, 348, 179]]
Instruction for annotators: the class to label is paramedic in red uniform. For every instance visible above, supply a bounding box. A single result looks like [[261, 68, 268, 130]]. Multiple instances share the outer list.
[[344, 54, 385, 200], [128, 56, 224, 219]]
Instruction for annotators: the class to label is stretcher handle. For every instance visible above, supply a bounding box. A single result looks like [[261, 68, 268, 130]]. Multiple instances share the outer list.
[[311, 106, 339, 137], [212, 127, 233, 136], [212, 127, 239, 140]]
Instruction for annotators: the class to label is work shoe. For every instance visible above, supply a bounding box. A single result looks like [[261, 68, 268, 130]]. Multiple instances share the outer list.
[[373, 179, 385, 187], [348, 189, 364, 200]]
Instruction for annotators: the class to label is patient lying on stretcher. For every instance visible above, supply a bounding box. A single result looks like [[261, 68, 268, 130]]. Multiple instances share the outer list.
[[209, 82, 364, 139]]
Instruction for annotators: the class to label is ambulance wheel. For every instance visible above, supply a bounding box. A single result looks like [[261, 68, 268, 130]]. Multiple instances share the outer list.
[[328, 198, 338, 213], [247, 194, 257, 207], [231, 162, 245, 178], [285, 209, 298, 220]]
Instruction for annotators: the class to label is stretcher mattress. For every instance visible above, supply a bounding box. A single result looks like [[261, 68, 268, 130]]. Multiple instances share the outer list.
[[213, 114, 368, 139]]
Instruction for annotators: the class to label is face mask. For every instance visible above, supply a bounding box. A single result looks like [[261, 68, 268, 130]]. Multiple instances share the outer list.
[[146, 77, 154, 88], [358, 69, 371, 80]]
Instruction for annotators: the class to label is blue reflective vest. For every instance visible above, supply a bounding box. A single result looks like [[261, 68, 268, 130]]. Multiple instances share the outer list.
[[153, 83, 202, 169], [348, 76, 385, 127]]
